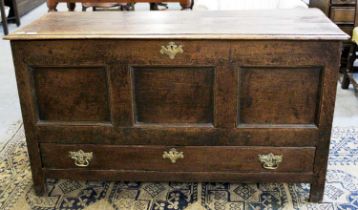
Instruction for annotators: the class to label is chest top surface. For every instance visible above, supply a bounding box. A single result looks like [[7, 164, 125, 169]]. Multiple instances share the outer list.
[[5, 9, 349, 41]]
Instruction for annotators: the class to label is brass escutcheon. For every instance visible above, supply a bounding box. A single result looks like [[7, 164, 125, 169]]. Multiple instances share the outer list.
[[160, 42, 183, 59], [69, 150, 93, 167], [162, 148, 184, 163], [258, 153, 283, 170]]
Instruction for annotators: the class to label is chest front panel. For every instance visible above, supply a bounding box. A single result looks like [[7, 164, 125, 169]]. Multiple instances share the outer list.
[[12, 40, 339, 148]]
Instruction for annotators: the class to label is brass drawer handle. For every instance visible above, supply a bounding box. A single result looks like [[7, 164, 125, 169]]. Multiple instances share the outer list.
[[160, 42, 183, 59], [258, 153, 283, 170], [69, 150, 93, 167], [162, 148, 184, 163]]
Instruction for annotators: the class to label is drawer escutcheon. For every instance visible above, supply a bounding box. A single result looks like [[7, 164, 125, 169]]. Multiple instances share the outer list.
[[258, 153, 283, 170], [160, 42, 183, 59], [162, 148, 184, 163], [69, 150, 93, 167]]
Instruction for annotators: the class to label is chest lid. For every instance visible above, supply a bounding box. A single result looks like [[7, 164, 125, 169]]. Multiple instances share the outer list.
[[4, 9, 349, 40]]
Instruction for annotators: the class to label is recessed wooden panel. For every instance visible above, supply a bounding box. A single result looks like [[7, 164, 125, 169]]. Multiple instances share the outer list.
[[238, 67, 321, 125], [132, 67, 214, 124], [33, 66, 110, 122]]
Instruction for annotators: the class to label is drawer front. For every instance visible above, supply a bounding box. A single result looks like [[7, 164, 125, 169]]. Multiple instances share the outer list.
[[19, 40, 229, 65], [40, 144, 315, 173], [339, 25, 354, 36], [331, 0, 356, 5], [330, 7, 356, 24]]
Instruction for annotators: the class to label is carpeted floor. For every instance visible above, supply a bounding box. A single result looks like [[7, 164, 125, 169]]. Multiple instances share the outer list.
[[0, 122, 357, 210]]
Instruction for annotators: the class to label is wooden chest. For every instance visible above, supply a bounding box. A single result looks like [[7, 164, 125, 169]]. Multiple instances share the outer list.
[[5, 9, 348, 202]]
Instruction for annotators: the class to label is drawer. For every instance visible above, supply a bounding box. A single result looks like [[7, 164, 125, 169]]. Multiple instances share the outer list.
[[331, 0, 356, 5], [330, 7, 356, 24], [339, 25, 354, 36], [40, 144, 315, 173], [19, 40, 230, 65]]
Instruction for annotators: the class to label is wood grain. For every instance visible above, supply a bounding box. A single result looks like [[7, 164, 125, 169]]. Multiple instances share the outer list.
[[8, 10, 345, 202], [4, 9, 349, 40], [32, 66, 111, 122], [239, 67, 321, 125], [40, 144, 316, 173], [132, 66, 214, 124]]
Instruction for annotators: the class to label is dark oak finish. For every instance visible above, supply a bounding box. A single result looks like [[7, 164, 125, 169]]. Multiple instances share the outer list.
[[33, 66, 111, 122], [5, 10, 348, 203], [239, 67, 321, 125], [40, 144, 316, 172], [133, 66, 214, 124]]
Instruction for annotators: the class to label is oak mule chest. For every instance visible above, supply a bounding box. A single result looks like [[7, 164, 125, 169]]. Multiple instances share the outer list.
[[5, 9, 348, 202]]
